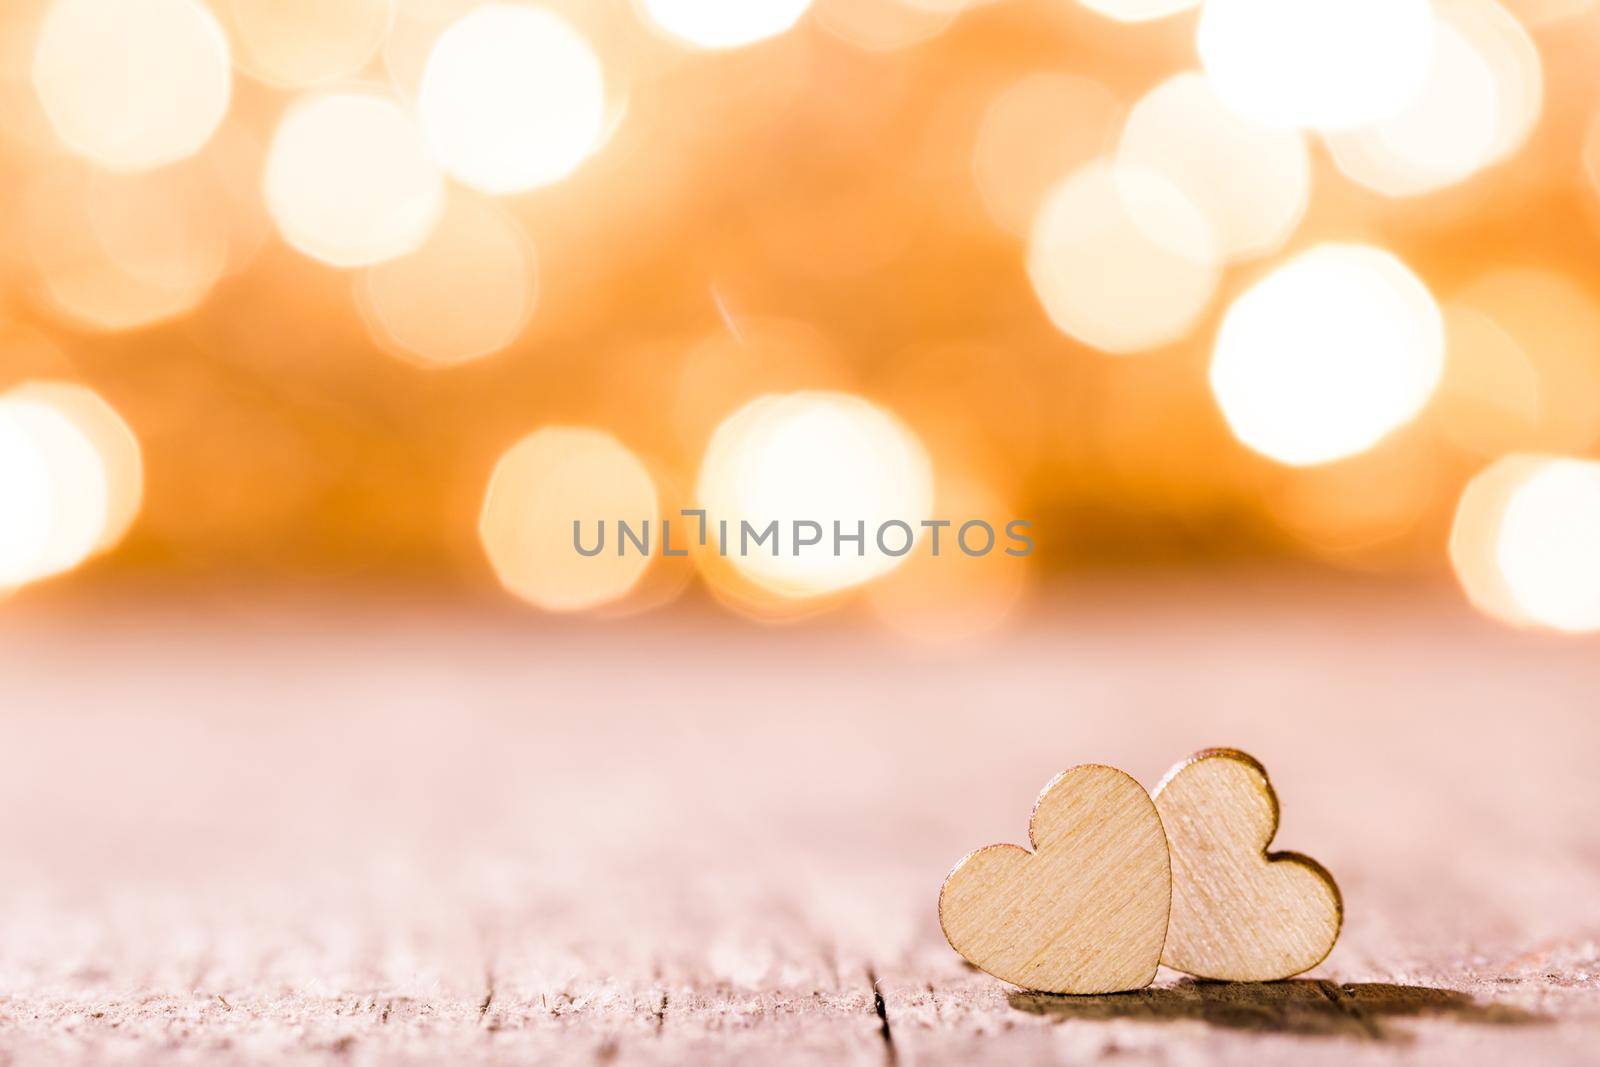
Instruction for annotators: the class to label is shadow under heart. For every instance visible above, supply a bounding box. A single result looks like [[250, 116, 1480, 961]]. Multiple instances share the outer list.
[[1009, 978, 1547, 1041]]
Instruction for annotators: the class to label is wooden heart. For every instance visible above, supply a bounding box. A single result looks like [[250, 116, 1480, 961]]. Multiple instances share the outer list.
[[938, 764, 1171, 994], [1152, 748, 1342, 981]]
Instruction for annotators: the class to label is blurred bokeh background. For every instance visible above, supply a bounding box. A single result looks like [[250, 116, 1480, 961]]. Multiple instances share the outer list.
[[8, 11, 1600, 1056], [5, 0, 1600, 640]]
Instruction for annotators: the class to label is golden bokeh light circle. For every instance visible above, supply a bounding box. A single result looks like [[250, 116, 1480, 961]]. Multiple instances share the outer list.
[[1198, 0, 1434, 132], [0, 407, 56, 588], [1118, 71, 1310, 262], [1450, 454, 1542, 629], [24, 166, 220, 333], [32, 0, 232, 171], [1324, 1, 1538, 199], [418, 3, 607, 194], [357, 190, 537, 367], [1027, 159, 1220, 354], [480, 427, 660, 612], [1494, 458, 1600, 633], [695, 392, 934, 598], [228, 0, 394, 89], [1210, 244, 1444, 466], [7, 381, 143, 553], [1454, 0, 1542, 168], [635, 0, 813, 49], [973, 72, 1123, 236], [1074, 0, 1200, 21], [264, 90, 445, 268], [0, 394, 108, 585]]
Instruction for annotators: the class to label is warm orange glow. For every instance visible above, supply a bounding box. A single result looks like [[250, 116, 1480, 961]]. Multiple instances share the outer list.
[[1028, 159, 1219, 354], [1575, 111, 1600, 215], [357, 191, 537, 367], [24, 166, 219, 332], [593, 460, 697, 618], [1453, 454, 1600, 633], [898, 0, 997, 10], [812, 0, 954, 51], [1118, 71, 1309, 262], [867, 478, 1030, 646], [264, 90, 444, 268], [32, 0, 231, 171], [480, 427, 659, 611], [695, 392, 933, 597], [418, 4, 607, 194], [872, 340, 1044, 502], [1432, 303, 1542, 458], [227, 0, 394, 88], [693, 536, 845, 623], [1503, 0, 1596, 24], [1210, 244, 1443, 466], [973, 72, 1122, 236], [671, 319, 852, 458], [0, 0, 1595, 614], [89, 166, 231, 294], [1453, 270, 1600, 454], [1270, 442, 1436, 563]]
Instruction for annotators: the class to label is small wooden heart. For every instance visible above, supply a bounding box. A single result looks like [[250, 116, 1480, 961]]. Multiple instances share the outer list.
[[938, 764, 1171, 994], [1152, 748, 1342, 981]]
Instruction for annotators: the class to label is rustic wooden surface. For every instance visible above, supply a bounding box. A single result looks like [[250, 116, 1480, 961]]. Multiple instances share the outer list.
[[1, 576, 1598, 1064]]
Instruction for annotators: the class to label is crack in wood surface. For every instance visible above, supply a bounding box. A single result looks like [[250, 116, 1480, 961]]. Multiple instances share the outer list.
[[867, 968, 897, 1065], [478, 971, 495, 1024]]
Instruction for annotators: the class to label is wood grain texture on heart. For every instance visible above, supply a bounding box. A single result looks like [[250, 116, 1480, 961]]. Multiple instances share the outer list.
[[938, 764, 1170, 995], [1153, 748, 1342, 982]]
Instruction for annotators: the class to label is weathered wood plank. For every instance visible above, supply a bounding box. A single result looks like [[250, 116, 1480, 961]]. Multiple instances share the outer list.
[[0, 586, 1596, 1063]]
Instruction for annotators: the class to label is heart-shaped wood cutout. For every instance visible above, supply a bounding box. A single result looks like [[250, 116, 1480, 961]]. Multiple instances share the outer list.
[[1152, 748, 1342, 981], [938, 764, 1171, 994]]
